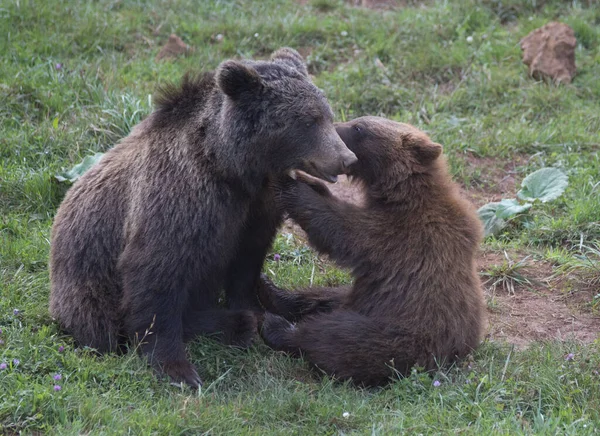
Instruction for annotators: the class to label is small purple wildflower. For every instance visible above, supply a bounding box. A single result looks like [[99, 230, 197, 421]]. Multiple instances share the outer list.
[[54, 373, 62, 381], [55, 63, 62, 70], [13, 359, 20, 366], [58, 345, 65, 353], [54, 385, 62, 391], [0, 363, 7, 370], [0, 339, 4, 345], [0, 328, 3, 334], [274, 253, 281, 262], [433, 380, 441, 387], [565, 353, 575, 361], [13, 309, 20, 316]]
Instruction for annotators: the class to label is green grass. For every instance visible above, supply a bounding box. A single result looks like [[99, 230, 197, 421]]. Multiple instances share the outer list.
[[1, 0, 599, 433]]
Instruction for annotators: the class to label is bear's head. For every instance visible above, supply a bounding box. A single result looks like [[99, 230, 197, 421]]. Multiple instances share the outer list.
[[335, 116, 443, 190], [216, 48, 356, 183]]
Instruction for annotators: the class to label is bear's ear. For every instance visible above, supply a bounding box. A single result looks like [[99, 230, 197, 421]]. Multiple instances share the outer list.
[[216, 60, 263, 100], [271, 47, 308, 77], [412, 138, 443, 165]]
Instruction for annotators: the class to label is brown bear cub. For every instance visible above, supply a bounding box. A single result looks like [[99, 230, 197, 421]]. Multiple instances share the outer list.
[[49, 48, 357, 388], [259, 116, 486, 387]]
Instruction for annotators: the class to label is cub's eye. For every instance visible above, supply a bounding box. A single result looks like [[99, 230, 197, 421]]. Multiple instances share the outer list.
[[304, 120, 317, 128], [353, 125, 362, 133]]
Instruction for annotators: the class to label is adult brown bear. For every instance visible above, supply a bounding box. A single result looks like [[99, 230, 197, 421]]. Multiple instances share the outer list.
[[259, 116, 485, 387], [49, 48, 357, 388]]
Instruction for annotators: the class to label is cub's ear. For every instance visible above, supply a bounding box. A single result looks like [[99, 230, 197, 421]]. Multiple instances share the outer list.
[[412, 137, 442, 165], [271, 47, 308, 77], [216, 60, 263, 100]]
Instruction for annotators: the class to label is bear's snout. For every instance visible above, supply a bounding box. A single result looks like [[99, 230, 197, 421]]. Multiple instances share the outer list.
[[341, 149, 358, 170]]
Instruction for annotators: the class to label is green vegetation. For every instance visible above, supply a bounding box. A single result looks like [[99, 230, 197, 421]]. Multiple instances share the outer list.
[[478, 167, 568, 237], [1, 0, 599, 433]]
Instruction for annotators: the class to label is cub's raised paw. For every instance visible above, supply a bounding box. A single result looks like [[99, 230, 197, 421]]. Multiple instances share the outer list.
[[161, 359, 202, 389], [295, 171, 333, 197]]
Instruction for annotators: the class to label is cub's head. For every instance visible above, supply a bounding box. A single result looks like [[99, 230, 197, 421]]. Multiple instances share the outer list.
[[216, 48, 356, 182], [335, 116, 442, 188]]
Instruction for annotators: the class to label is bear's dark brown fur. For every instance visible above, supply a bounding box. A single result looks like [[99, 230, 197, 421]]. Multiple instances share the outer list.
[[259, 116, 485, 387], [49, 48, 357, 387]]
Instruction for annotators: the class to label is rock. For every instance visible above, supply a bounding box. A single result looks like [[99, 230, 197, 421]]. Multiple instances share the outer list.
[[155, 34, 191, 61], [520, 22, 576, 84], [348, 0, 399, 9]]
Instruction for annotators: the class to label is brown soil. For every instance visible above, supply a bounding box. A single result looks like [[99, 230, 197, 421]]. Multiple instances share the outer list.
[[461, 152, 530, 208], [281, 175, 600, 348], [479, 251, 599, 348]]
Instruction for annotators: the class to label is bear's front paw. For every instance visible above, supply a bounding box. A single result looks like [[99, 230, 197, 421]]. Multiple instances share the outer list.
[[226, 310, 258, 349], [161, 359, 203, 388]]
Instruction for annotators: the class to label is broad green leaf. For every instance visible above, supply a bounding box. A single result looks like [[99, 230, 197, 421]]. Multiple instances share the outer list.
[[495, 198, 532, 219], [517, 168, 568, 203], [478, 202, 507, 237], [55, 152, 105, 183], [52, 116, 59, 129]]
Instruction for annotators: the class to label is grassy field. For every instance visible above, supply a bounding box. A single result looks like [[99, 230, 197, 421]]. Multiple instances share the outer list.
[[1, 0, 600, 433]]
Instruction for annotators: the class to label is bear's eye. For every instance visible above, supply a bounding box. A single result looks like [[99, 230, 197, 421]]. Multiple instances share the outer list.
[[353, 125, 362, 133], [304, 120, 317, 128]]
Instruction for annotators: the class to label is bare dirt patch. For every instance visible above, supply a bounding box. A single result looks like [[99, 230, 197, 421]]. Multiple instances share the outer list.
[[480, 251, 599, 348], [460, 153, 530, 208], [281, 178, 600, 348]]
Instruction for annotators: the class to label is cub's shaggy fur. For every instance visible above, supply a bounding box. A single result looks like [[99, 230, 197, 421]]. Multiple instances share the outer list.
[[259, 117, 485, 386]]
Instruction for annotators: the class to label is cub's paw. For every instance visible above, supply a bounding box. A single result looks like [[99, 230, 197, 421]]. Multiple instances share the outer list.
[[161, 359, 202, 389], [271, 173, 299, 213], [256, 273, 284, 314], [295, 171, 332, 197], [260, 312, 298, 355], [226, 310, 258, 349]]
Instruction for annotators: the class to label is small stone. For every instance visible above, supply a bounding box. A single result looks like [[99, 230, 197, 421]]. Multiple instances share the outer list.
[[466, 36, 473, 43], [155, 34, 192, 61], [351, 0, 399, 9], [342, 412, 350, 418], [520, 22, 576, 84]]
